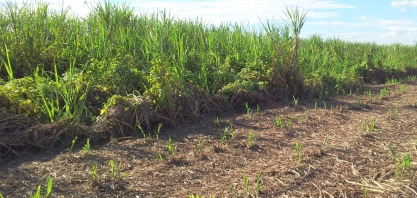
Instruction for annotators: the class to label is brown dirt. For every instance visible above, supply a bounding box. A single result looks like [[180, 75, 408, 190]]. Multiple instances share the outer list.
[[1, 81, 417, 198]]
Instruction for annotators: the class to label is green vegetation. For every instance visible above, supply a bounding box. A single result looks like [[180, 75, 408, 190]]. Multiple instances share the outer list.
[[1, 1, 417, 158], [320, 134, 329, 152], [30, 176, 53, 198], [66, 136, 78, 153], [295, 142, 302, 163], [247, 129, 256, 147], [82, 138, 91, 154], [167, 136, 175, 156], [389, 146, 414, 179]]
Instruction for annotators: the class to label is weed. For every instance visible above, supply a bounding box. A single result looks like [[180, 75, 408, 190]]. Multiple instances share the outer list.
[[82, 138, 90, 154], [256, 104, 260, 114], [167, 136, 176, 156], [323, 100, 327, 110], [67, 136, 78, 153], [314, 101, 317, 110], [295, 142, 302, 163]]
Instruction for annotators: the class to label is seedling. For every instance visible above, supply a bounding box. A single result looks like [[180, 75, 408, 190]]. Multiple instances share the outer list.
[[379, 88, 388, 101], [82, 138, 90, 154], [229, 125, 235, 139], [363, 179, 367, 198], [323, 100, 327, 110], [275, 116, 283, 129], [197, 138, 203, 153], [243, 173, 249, 192], [91, 165, 99, 181], [320, 134, 329, 152], [400, 85, 407, 92], [155, 153, 163, 161], [219, 126, 229, 144], [314, 101, 317, 110], [109, 159, 125, 180], [137, 123, 146, 138], [401, 154, 413, 178], [295, 142, 302, 163], [369, 116, 376, 131], [256, 104, 260, 113], [67, 136, 78, 153], [215, 116, 220, 127], [248, 129, 256, 147], [389, 146, 413, 178], [293, 95, 298, 106], [30, 176, 53, 198], [156, 123, 162, 139], [255, 170, 264, 194], [286, 117, 293, 128], [167, 136, 176, 156], [245, 102, 252, 119]]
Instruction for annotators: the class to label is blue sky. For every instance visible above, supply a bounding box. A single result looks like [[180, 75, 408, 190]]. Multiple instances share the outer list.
[[1, 0, 417, 45]]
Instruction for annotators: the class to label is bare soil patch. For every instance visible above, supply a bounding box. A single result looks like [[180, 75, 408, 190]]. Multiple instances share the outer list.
[[1, 81, 417, 197]]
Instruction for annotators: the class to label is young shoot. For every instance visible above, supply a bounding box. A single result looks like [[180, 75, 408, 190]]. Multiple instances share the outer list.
[[82, 138, 91, 154], [167, 136, 176, 156], [248, 129, 256, 147], [293, 95, 299, 106], [320, 134, 329, 152], [295, 142, 302, 163], [275, 116, 283, 129], [156, 122, 162, 139], [67, 136, 78, 153]]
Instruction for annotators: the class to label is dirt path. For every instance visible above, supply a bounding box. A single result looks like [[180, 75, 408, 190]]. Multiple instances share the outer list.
[[1, 81, 417, 197]]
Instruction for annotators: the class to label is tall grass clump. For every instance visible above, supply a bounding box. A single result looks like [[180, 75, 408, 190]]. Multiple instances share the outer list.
[[1, 2, 417, 156]]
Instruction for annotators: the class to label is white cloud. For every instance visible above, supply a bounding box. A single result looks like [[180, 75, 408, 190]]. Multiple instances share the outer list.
[[391, 0, 417, 11], [360, 15, 374, 20], [130, 0, 353, 24], [308, 19, 417, 44]]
